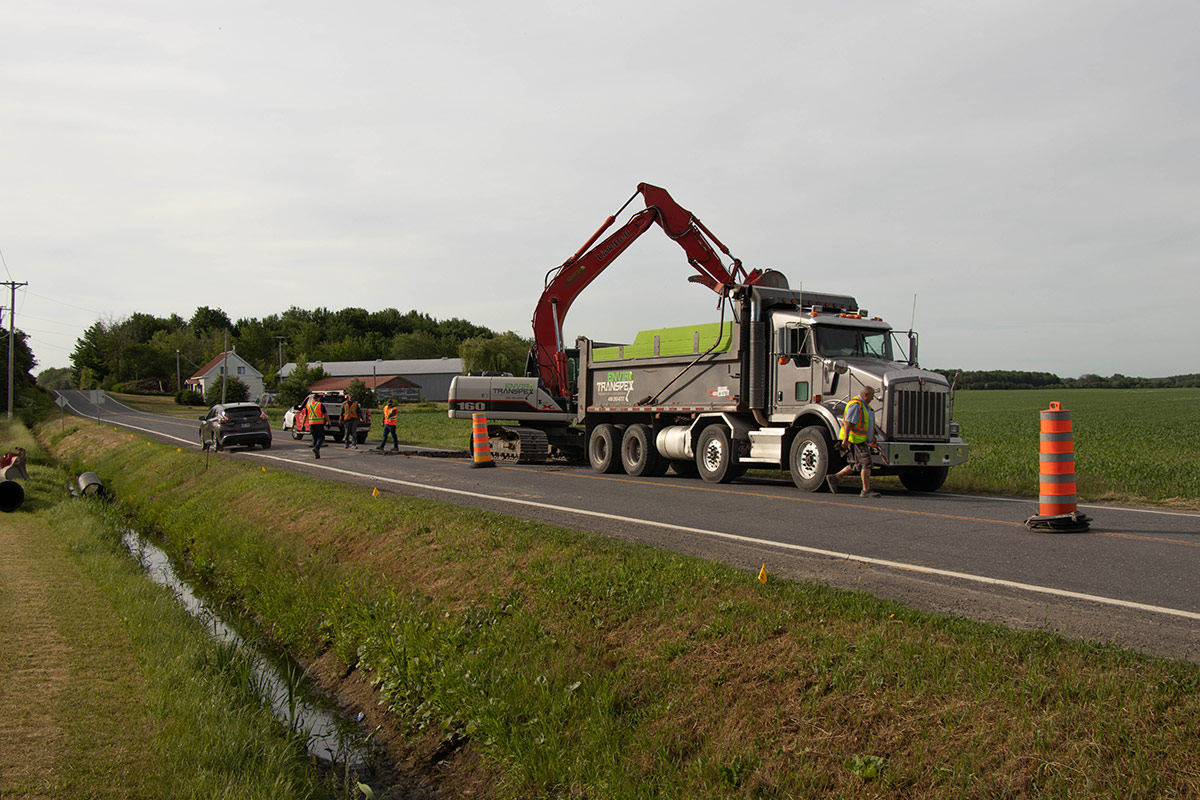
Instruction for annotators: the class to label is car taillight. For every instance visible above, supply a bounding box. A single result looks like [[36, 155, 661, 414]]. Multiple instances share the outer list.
[[258, 411, 268, 421], [217, 414, 229, 423]]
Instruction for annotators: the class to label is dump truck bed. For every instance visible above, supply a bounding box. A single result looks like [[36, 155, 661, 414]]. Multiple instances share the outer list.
[[579, 321, 746, 414]]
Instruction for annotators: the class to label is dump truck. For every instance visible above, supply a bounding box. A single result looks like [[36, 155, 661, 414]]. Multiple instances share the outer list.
[[448, 183, 967, 492]]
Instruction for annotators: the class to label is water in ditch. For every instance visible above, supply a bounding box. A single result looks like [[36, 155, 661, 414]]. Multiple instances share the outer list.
[[120, 528, 369, 768]]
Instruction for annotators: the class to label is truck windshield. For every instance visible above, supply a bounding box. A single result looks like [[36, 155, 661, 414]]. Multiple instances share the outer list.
[[814, 326, 893, 360]]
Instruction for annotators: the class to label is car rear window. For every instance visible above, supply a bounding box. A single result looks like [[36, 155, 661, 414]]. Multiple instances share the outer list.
[[225, 406, 263, 419]]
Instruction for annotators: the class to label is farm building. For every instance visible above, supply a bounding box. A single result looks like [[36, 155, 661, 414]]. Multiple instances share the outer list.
[[279, 358, 462, 402], [306, 374, 421, 403]]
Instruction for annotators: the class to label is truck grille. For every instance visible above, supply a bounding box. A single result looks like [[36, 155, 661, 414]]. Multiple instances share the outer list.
[[889, 383, 949, 441]]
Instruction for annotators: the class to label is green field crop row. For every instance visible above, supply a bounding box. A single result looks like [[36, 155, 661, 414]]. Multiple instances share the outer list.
[[946, 388, 1200, 505]]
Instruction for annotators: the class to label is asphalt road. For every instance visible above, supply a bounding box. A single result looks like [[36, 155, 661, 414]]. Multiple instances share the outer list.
[[57, 390, 1200, 663]]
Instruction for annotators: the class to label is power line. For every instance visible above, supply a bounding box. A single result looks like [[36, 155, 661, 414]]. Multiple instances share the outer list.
[[20, 287, 105, 316]]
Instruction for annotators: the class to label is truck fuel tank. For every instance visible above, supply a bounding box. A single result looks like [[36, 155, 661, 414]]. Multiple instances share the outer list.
[[656, 425, 693, 461]]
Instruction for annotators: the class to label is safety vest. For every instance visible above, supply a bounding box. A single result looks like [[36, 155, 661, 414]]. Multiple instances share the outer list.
[[383, 405, 398, 426], [840, 397, 870, 444], [305, 397, 326, 425], [342, 399, 359, 421]]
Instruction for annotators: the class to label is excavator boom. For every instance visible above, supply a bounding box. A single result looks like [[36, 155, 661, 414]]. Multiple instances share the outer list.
[[530, 183, 760, 398]]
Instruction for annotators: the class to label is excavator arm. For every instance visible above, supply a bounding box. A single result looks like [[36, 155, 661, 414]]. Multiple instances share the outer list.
[[530, 182, 762, 399]]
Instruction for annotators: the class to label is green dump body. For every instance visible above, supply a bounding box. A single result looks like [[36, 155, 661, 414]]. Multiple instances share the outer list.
[[592, 321, 734, 362], [581, 321, 746, 412]]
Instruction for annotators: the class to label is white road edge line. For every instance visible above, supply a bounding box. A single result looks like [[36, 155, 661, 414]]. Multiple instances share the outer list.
[[70, 402, 1200, 623]]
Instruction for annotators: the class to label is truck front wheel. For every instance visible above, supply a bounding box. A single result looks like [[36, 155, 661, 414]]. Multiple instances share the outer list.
[[589, 424, 624, 474], [291, 429, 304, 440], [621, 424, 666, 477], [899, 466, 948, 493], [696, 425, 739, 484], [789, 426, 837, 492]]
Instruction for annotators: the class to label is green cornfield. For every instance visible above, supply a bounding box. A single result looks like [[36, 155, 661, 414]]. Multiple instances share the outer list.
[[945, 388, 1200, 506]]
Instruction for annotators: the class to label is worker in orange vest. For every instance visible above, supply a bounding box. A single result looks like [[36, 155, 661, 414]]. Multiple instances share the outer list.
[[377, 399, 399, 452], [305, 393, 327, 459], [342, 394, 362, 449]]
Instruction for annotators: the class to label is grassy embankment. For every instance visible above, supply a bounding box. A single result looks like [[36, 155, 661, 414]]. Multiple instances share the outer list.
[[31, 414, 1200, 799], [113, 388, 1200, 508], [0, 423, 354, 800]]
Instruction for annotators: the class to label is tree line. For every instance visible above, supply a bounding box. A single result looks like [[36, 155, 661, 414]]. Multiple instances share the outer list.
[[61, 306, 532, 394], [932, 369, 1200, 390]]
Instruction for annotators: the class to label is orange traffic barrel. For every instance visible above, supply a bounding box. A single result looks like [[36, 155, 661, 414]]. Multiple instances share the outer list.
[[1038, 402, 1077, 515], [1026, 401, 1090, 531], [471, 412, 495, 468]]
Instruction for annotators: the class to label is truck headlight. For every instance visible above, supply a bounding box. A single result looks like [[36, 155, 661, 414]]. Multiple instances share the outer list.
[[949, 421, 961, 437]]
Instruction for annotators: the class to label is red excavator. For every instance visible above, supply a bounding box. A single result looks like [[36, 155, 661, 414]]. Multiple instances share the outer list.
[[528, 182, 763, 402], [448, 182, 765, 462]]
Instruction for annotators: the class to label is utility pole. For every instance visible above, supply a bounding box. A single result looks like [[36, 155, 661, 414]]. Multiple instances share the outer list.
[[274, 336, 286, 386], [175, 349, 181, 393], [2, 281, 28, 421], [221, 329, 229, 404]]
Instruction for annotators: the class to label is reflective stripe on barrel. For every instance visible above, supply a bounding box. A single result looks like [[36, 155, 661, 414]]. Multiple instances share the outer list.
[[1038, 402, 1076, 515]]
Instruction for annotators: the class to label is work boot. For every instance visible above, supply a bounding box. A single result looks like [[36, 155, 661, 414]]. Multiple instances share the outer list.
[[825, 476, 839, 494], [860, 489, 880, 498], [314, 449, 321, 460]]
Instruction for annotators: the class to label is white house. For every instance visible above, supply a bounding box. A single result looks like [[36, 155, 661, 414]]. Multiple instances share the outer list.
[[186, 351, 266, 401]]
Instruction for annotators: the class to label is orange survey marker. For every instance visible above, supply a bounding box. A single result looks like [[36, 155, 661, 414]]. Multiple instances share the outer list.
[[1026, 401, 1090, 532], [471, 412, 495, 468]]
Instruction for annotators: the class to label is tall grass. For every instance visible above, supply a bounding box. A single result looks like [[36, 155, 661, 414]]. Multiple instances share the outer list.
[[0, 423, 339, 799]]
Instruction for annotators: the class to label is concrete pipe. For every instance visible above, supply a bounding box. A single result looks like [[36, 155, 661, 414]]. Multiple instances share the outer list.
[[0, 480, 24, 513], [77, 472, 107, 498]]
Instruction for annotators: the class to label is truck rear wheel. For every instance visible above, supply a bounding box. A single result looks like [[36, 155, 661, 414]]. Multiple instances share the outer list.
[[357, 431, 369, 445], [789, 425, 837, 492], [696, 425, 739, 484], [589, 424, 624, 474], [899, 466, 948, 493], [621, 424, 666, 477]]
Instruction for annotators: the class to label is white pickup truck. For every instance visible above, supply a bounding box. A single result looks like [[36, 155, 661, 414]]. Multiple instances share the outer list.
[[282, 392, 371, 445]]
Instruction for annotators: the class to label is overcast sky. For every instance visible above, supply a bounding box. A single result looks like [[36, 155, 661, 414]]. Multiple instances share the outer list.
[[3, 1, 1197, 378]]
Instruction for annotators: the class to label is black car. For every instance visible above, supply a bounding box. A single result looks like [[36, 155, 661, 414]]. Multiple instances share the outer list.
[[199, 402, 272, 450]]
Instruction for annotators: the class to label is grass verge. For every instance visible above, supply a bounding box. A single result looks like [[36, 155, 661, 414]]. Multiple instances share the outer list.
[[0, 422, 348, 800], [31, 416, 1200, 799]]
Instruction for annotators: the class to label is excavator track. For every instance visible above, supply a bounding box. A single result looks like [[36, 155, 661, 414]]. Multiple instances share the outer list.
[[488, 426, 550, 464]]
